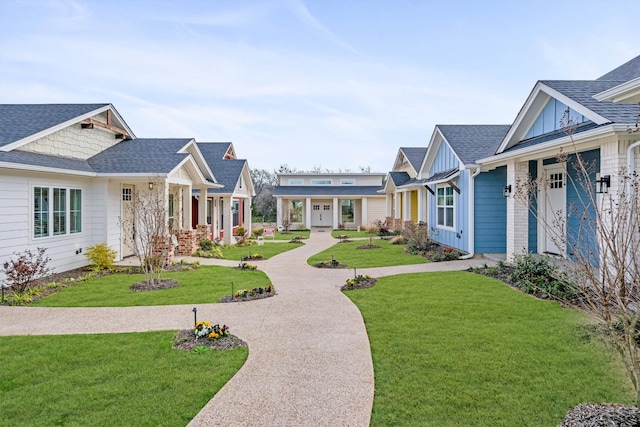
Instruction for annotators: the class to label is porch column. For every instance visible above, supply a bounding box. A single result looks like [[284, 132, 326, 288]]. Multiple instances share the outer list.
[[183, 186, 192, 229], [198, 188, 207, 226], [305, 197, 312, 229], [333, 197, 339, 228], [276, 197, 283, 229], [403, 190, 411, 221], [361, 197, 368, 226], [243, 197, 252, 234], [222, 196, 233, 244], [386, 194, 392, 217], [417, 187, 427, 223], [394, 193, 401, 219], [506, 160, 529, 261]]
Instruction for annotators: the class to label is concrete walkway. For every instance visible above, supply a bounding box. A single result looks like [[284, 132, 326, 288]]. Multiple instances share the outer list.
[[0, 229, 492, 426]]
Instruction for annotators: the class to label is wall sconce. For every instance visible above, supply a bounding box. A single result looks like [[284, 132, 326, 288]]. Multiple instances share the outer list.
[[503, 184, 512, 197], [595, 174, 610, 194], [148, 182, 154, 190]]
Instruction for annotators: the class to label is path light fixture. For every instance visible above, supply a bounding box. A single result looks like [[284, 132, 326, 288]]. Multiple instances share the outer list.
[[595, 174, 611, 194], [192, 307, 198, 326], [503, 184, 512, 197]]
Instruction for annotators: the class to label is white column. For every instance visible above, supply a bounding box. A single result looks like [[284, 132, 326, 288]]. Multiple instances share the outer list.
[[394, 193, 401, 219], [361, 197, 368, 226], [276, 198, 283, 229], [223, 196, 233, 244], [182, 186, 192, 229], [506, 161, 529, 261], [305, 197, 312, 229], [386, 194, 392, 217], [403, 190, 411, 221], [243, 197, 251, 234], [417, 187, 427, 223], [198, 188, 207, 226], [333, 197, 339, 228]]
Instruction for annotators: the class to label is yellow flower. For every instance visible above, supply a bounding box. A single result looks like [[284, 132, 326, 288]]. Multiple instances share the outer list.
[[209, 332, 219, 339]]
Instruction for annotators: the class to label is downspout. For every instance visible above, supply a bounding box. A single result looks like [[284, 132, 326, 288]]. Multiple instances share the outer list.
[[460, 165, 481, 259]]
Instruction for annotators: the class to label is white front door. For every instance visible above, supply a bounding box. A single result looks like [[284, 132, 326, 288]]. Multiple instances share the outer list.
[[121, 185, 135, 257], [544, 167, 566, 256], [311, 202, 332, 226]]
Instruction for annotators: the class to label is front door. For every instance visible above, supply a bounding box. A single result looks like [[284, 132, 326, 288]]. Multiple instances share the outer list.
[[121, 185, 135, 257], [544, 167, 566, 256], [311, 202, 333, 227]]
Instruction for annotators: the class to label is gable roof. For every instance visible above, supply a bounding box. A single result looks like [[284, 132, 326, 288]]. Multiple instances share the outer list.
[[396, 147, 427, 172], [437, 125, 511, 164], [89, 138, 192, 174], [389, 171, 412, 186], [0, 104, 133, 150], [198, 142, 248, 194], [597, 55, 640, 81], [0, 150, 94, 174]]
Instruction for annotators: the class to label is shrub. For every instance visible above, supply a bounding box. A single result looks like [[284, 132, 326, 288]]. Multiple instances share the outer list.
[[85, 243, 117, 272], [373, 219, 391, 236], [509, 252, 574, 299], [2, 248, 51, 293], [199, 238, 214, 251], [252, 228, 264, 237], [403, 222, 432, 254], [389, 235, 407, 245]]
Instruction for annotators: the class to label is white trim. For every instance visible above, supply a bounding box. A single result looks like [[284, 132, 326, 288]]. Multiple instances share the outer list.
[[435, 184, 456, 231], [593, 77, 640, 103]]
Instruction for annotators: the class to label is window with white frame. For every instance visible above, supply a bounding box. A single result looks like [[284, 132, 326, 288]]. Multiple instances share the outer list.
[[341, 200, 355, 223], [33, 186, 82, 238], [288, 179, 303, 185], [310, 179, 332, 185], [340, 179, 355, 185], [168, 193, 175, 229], [290, 200, 303, 222], [436, 186, 454, 229]]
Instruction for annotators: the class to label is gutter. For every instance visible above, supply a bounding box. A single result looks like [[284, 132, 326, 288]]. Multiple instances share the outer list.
[[628, 140, 640, 194], [459, 165, 481, 260]]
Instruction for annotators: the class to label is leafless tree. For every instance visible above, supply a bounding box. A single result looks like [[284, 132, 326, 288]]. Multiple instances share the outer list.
[[250, 168, 277, 221], [514, 108, 640, 404], [120, 179, 169, 286]]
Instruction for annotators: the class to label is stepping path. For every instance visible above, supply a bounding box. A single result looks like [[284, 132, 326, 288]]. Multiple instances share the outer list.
[[0, 229, 493, 426]]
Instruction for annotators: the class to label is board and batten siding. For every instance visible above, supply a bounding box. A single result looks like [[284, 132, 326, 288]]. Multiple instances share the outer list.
[[427, 139, 467, 252], [474, 167, 507, 254], [0, 171, 95, 280]]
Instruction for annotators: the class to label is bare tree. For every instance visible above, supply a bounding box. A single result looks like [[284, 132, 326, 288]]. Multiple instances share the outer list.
[[514, 109, 640, 404], [250, 168, 277, 221], [120, 180, 170, 286]]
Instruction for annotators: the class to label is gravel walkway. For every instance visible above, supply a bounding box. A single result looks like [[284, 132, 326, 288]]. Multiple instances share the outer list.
[[0, 229, 493, 426]]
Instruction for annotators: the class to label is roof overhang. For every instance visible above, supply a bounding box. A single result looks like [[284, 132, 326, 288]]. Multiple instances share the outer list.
[[593, 77, 640, 103]]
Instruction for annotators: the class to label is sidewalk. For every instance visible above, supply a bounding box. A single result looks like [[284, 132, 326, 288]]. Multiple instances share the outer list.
[[0, 230, 493, 426]]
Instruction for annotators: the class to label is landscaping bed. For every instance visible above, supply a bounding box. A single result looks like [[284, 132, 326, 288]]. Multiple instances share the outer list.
[[173, 329, 247, 351]]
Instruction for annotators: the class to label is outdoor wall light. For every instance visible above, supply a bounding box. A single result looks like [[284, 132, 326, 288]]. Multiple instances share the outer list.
[[503, 184, 512, 197], [148, 182, 154, 190], [596, 174, 611, 194]]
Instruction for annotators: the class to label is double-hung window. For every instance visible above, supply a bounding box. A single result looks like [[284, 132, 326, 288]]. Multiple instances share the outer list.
[[436, 186, 454, 229], [33, 186, 82, 238]]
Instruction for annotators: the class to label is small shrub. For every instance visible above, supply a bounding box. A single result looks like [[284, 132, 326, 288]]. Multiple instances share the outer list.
[[373, 219, 391, 236], [509, 252, 574, 299], [252, 228, 264, 237], [403, 222, 432, 254], [85, 243, 117, 272], [2, 248, 51, 293], [234, 226, 246, 237], [199, 238, 214, 251], [389, 235, 406, 245], [296, 224, 308, 231]]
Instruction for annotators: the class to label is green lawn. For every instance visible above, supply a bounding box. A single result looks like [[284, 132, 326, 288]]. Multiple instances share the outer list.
[[0, 331, 247, 426], [220, 242, 302, 261], [331, 229, 378, 238], [272, 230, 310, 240], [307, 239, 428, 268], [31, 265, 271, 307], [346, 271, 633, 426]]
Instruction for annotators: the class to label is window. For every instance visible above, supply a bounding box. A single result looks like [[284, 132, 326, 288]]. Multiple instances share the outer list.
[[233, 200, 239, 226], [436, 186, 454, 229], [313, 204, 320, 211], [288, 179, 303, 185], [290, 200, 303, 222], [341, 200, 354, 223], [239, 176, 243, 189], [310, 179, 332, 185], [341, 179, 355, 185], [33, 186, 82, 238], [70, 189, 82, 233]]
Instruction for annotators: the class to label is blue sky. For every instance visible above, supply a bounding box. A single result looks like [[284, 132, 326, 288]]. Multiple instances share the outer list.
[[1, 0, 638, 172]]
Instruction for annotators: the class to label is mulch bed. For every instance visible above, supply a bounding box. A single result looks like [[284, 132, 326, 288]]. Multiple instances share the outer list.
[[219, 291, 276, 303], [315, 262, 348, 269], [341, 278, 377, 291], [357, 244, 381, 249], [559, 403, 640, 426], [172, 330, 247, 351], [130, 278, 180, 292]]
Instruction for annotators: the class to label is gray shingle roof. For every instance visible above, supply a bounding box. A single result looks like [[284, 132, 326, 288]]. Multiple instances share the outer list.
[[89, 138, 191, 173], [273, 186, 383, 197], [541, 80, 639, 123], [437, 125, 511, 164], [399, 147, 427, 171], [426, 167, 459, 182], [198, 142, 246, 194], [597, 55, 640, 81], [0, 104, 110, 147], [0, 150, 94, 172], [389, 171, 411, 186], [505, 121, 605, 153]]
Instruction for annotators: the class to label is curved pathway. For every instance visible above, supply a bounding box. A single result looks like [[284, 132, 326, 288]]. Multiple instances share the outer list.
[[0, 229, 492, 426]]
